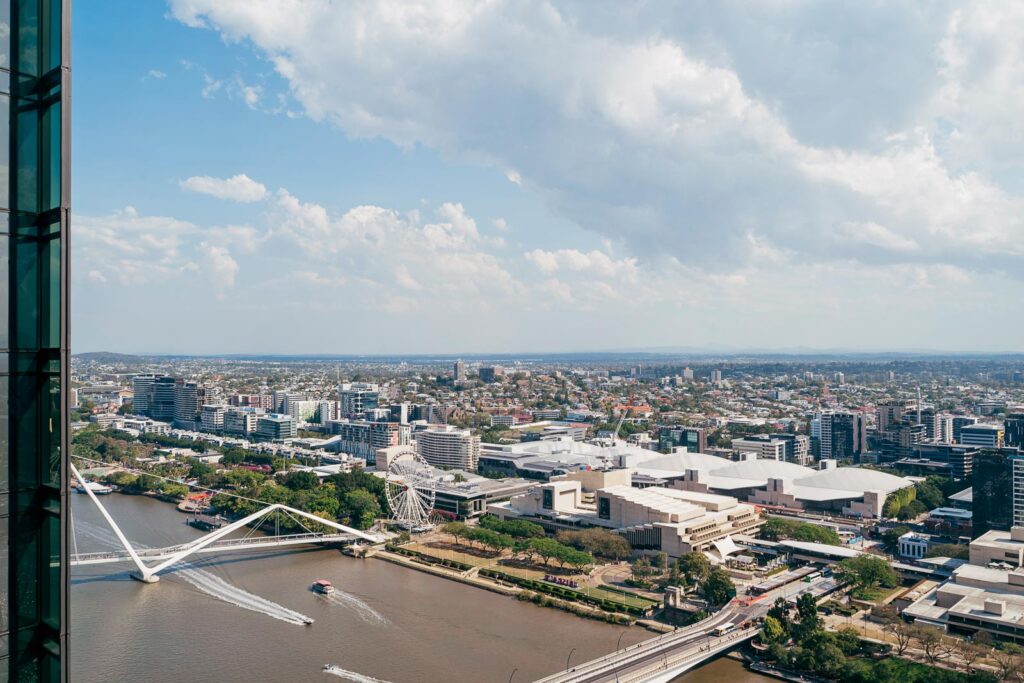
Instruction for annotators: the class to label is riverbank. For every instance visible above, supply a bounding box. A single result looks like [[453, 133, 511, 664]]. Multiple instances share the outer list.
[[374, 548, 645, 626]]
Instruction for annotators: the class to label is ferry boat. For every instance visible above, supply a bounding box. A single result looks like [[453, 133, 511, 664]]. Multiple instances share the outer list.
[[75, 481, 113, 495], [311, 579, 335, 595]]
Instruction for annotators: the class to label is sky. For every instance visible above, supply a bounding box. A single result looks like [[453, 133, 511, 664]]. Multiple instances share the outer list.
[[72, 1, 1024, 355]]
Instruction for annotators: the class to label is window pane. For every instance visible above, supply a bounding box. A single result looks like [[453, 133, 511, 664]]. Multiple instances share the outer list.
[[13, 235, 37, 349], [15, 99, 37, 214], [0, 376, 8, 491], [0, 1, 10, 70], [0, 512, 8, 633], [0, 93, 8, 210], [43, 99, 57, 211], [41, 236, 57, 349], [46, 376, 57, 486], [0, 234, 7, 348], [42, 512, 58, 627], [15, 0, 39, 77]]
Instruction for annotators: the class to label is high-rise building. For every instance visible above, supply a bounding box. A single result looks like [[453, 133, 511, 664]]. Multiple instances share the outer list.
[[952, 416, 979, 443], [1005, 413, 1024, 449], [710, 369, 722, 385], [200, 405, 227, 432], [2, 1, 71, 677], [819, 411, 867, 461], [658, 426, 707, 454], [131, 374, 158, 415], [338, 382, 379, 417], [834, 372, 845, 385], [329, 420, 408, 463], [877, 398, 917, 432], [682, 367, 694, 381], [415, 426, 481, 471], [224, 407, 263, 436], [973, 449, 1021, 538], [174, 381, 201, 427], [255, 414, 298, 441], [478, 366, 504, 383], [453, 360, 467, 382], [960, 424, 1005, 449], [150, 377, 178, 422]]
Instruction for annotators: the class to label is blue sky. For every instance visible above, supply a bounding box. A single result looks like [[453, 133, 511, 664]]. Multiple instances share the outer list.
[[72, 1, 1024, 354]]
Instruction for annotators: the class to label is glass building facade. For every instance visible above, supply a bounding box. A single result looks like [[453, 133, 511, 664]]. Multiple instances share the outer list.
[[972, 449, 1014, 540], [2, 0, 71, 680]]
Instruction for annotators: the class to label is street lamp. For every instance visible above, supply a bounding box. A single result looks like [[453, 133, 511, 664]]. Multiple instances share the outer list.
[[616, 631, 627, 652], [508, 667, 518, 683], [566, 648, 577, 672]]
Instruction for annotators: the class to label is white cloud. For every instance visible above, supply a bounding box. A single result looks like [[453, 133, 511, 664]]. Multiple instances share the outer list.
[[201, 243, 240, 293], [168, 0, 1024, 283], [145, 69, 168, 81], [492, 217, 508, 231], [180, 173, 268, 202]]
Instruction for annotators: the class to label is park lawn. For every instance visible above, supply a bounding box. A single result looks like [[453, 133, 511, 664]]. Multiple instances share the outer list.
[[406, 541, 499, 568], [584, 585, 658, 609], [851, 585, 902, 603]]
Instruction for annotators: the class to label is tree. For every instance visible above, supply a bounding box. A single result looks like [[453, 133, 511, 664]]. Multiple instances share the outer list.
[[912, 625, 949, 664], [677, 552, 711, 585], [833, 627, 861, 656], [836, 554, 899, 590], [528, 537, 564, 566], [925, 543, 969, 560], [767, 597, 792, 633], [882, 618, 914, 656], [955, 638, 986, 671], [761, 615, 786, 644], [993, 643, 1023, 682], [702, 567, 735, 607], [443, 521, 469, 546], [281, 470, 320, 491], [882, 525, 912, 553], [342, 488, 381, 529]]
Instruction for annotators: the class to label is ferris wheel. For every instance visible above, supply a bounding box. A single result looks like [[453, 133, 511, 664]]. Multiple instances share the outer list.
[[384, 449, 438, 531]]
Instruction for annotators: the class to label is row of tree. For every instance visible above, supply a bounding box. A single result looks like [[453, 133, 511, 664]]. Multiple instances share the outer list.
[[442, 522, 594, 571], [760, 517, 843, 545]]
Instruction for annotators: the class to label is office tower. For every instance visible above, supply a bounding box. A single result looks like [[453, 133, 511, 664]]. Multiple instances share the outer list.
[[935, 413, 954, 444], [338, 382, 379, 417], [415, 426, 481, 471], [150, 377, 178, 422], [131, 374, 158, 415], [819, 411, 867, 461], [682, 367, 694, 381], [2, 1, 71, 678], [1005, 413, 1024, 448], [834, 372, 845, 385], [174, 381, 200, 427], [960, 424, 1005, 448], [877, 398, 917, 432], [710, 369, 722, 385], [200, 405, 227, 432], [919, 407, 939, 441], [478, 366, 504, 383], [973, 449, 1021, 538], [453, 360, 466, 382], [316, 400, 336, 425], [224, 407, 262, 436], [658, 426, 706, 453], [952, 416, 979, 443], [389, 403, 410, 425], [255, 414, 298, 441]]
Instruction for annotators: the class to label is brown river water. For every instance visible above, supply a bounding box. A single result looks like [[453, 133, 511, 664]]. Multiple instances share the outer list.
[[70, 494, 771, 683]]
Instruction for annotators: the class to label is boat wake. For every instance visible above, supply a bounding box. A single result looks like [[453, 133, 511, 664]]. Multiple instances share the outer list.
[[176, 564, 314, 626], [323, 665, 392, 682], [73, 520, 122, 550], [323, 590, 388, 626]]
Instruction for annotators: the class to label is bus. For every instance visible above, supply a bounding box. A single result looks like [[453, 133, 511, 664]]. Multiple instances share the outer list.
[[710, 622, 736, 637]]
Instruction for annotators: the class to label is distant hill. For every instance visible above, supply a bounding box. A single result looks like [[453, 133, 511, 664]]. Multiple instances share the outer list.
[[73, 351, 146, 364]]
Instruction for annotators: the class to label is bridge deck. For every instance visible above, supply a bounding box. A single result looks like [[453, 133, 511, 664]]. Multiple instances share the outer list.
[[71, 532, 359, 566]]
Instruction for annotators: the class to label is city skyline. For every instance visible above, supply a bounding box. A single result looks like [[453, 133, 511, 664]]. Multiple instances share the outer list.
[[74, 2, 1024, 354]]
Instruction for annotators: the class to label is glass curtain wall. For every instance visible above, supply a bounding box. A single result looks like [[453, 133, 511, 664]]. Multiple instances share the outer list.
[[2, 0, 70, 680]]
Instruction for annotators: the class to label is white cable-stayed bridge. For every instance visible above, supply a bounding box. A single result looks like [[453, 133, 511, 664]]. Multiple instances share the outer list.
[[70, 461, 382, 583]]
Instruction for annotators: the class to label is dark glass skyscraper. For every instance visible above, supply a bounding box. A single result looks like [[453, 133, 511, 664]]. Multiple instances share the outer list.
[[973, 449, 1014, 539], [2, 0, 70, 680]]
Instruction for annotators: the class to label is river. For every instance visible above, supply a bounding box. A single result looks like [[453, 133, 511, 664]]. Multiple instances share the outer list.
[[70, 494, 771, 683]]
